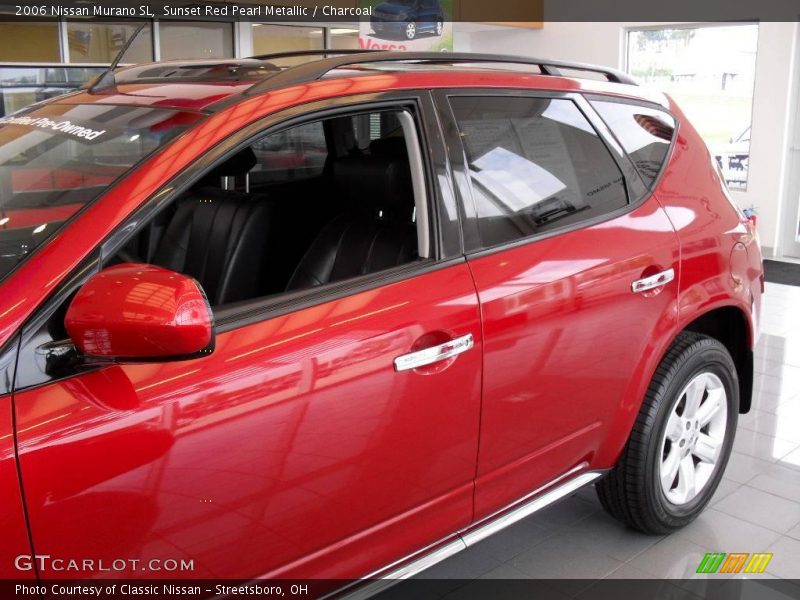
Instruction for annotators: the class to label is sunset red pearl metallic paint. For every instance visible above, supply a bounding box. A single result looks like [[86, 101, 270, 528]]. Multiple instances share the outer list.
[[0, 67, 762, 584]]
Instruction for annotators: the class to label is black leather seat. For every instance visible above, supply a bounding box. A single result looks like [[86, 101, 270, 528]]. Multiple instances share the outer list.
[[153, 149, 276, 305], [286, 138, 418, 290]]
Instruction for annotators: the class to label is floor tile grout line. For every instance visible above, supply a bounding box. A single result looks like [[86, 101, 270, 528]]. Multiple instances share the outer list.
[[742, 481, 800, 505], [713, 500, 800, 536]]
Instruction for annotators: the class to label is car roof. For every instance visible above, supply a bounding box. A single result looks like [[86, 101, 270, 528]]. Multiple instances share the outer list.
[[57, 52, 670, 113]]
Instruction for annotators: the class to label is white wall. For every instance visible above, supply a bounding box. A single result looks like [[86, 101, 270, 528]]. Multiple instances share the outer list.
[[454, 21, 799, 257]]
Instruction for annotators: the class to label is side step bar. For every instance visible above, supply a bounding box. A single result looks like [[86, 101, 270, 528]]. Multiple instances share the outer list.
[[339, 467, 604, 600]]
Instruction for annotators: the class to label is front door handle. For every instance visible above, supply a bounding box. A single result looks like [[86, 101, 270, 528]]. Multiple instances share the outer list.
[[631, 268, 675, 294], [394, 334, 474, 372]]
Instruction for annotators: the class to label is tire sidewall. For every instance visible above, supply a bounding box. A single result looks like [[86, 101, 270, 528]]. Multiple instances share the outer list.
[[645, 344, 739, 524]]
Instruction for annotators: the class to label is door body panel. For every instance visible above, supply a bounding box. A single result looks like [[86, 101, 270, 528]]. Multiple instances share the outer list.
[[468, 198, 680, 519], [14, 262, 482, 580]]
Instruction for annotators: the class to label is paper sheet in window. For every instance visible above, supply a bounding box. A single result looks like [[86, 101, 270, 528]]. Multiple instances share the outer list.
[[471, 147, 567, 213]]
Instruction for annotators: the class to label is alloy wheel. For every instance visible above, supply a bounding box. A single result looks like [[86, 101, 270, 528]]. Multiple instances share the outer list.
[[659, 371, 728, 505]]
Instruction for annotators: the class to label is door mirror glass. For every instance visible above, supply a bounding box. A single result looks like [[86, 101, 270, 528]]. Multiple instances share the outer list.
[[65, 264, 214, 361]]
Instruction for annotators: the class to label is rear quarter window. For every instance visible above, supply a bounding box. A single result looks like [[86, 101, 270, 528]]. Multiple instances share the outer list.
[[589, 99, 676, 189]]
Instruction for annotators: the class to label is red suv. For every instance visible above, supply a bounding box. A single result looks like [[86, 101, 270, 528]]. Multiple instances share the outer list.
[[0, 51, 763, 587]]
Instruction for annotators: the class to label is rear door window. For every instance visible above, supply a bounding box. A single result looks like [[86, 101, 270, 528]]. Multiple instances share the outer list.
[[449, 95, 628, 249], [589, 99, 676, 188]]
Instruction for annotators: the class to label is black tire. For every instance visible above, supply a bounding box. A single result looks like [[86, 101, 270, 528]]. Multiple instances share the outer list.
[[405, 21, 417, 40], [596, 331, 739, 534]]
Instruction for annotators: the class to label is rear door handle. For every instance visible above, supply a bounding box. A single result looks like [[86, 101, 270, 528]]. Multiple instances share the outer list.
[[394, 334, 474, 372], [631, 268, 675, 294]]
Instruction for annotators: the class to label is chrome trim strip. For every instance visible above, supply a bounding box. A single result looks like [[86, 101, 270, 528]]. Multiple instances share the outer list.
[[339, 539, 466, 600], [394, 333, 474, 371], [338, 466, 604, 599], [462, 470, 600, 547]]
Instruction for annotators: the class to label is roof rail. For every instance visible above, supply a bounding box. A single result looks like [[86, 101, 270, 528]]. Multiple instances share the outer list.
[[244, 51, 637, 95]]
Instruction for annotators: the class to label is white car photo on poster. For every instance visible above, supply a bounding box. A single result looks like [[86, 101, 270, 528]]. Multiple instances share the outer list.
[[360, 0, 453, 51]]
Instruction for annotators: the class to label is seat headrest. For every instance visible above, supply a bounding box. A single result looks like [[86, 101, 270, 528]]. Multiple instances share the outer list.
[[369, 136, 407, 158], [207, 147, 257, 178]]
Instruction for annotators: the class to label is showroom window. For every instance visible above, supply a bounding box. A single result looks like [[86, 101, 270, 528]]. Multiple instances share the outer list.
[[0, 21, 364, 116], [251, 24, 324, 64], [626, 23, 758, 190], [329, 28, 360, 50], [0, 65, 106, 116], [0, 22, 60, 62], [67, 22, 153, 63], [159, 22, 234, 60], [450, 96, 628, 248], [590, 99, 676, 188]]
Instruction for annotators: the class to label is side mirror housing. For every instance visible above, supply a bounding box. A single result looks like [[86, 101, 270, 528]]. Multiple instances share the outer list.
[[65, 264, 214, 361]]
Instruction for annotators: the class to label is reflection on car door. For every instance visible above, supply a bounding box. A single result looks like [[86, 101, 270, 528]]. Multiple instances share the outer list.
[[13, 267, 482, 580]]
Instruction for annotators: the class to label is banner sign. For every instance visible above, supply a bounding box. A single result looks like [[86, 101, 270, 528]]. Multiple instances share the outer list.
[[358, 0, 453, 52]]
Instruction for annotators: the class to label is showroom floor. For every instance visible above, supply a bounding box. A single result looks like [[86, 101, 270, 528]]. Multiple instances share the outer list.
[[411, 281, 800, 594]]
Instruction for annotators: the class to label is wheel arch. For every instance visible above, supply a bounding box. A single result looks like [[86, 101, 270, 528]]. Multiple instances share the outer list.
[[682, 305, 753, 414], [593, 301, 754, 471]]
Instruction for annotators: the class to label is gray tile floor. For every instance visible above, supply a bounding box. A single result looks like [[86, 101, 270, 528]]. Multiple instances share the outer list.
[[414, 281, 800, 589]]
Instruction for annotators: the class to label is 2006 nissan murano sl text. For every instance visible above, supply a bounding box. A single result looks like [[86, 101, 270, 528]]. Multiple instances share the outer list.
[[0, 51, 763, 592]]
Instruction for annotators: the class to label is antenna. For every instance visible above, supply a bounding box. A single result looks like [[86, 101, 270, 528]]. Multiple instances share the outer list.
[[87, 22, 148, 94]]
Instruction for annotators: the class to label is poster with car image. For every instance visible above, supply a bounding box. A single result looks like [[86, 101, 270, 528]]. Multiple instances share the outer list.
[[359, 0, 453, 51]]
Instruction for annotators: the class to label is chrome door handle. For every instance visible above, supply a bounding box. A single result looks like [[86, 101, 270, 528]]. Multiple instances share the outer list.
[[631, 268, 675, 293], [394, 334, 474, 372]]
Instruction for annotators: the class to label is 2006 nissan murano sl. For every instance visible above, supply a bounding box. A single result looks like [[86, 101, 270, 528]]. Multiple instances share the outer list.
[[0, 51, 763, 590]]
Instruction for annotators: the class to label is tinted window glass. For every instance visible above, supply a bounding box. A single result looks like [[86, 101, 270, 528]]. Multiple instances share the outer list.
[[0, 103, 203, 282], [590, 99, 675, 188], [250, 120, 327, 185], [450, 96, 628, 248]]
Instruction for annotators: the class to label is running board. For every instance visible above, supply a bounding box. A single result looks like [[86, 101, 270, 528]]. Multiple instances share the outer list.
[[339, 468, 604, 600]]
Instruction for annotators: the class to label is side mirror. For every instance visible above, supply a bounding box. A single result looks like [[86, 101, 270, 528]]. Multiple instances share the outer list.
[[65, 264, 214, 361]]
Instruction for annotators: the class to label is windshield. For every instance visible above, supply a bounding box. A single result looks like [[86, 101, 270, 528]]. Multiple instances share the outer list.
[[0, 103, 203, 282]]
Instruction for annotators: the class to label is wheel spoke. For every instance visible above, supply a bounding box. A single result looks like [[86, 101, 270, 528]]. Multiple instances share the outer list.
[[693, 433, 722, 464], [660, 448, 681, 491], [683, 378, 704, 418], [674, 455, 697, 503], [658, 370, 729, 506], [665, 410, 683, 441], [696, 386, 724, 427]]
